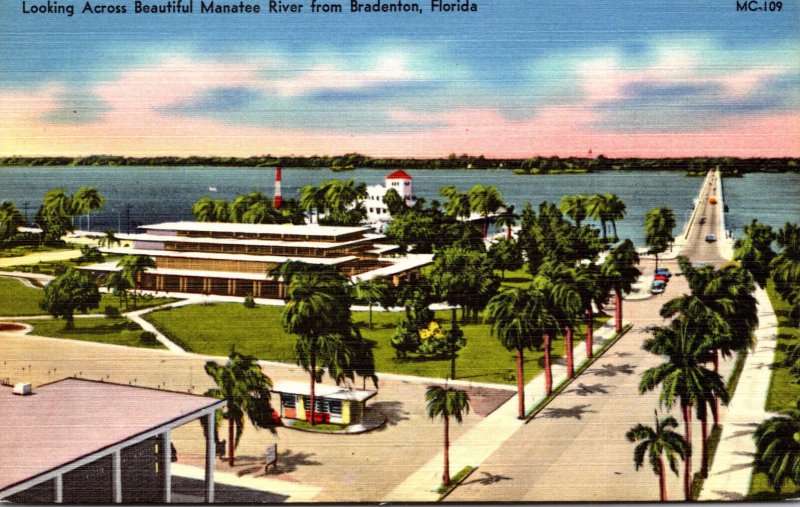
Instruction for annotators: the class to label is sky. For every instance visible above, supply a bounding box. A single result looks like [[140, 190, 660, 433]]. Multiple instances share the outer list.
[[0, 0, 798, 158]]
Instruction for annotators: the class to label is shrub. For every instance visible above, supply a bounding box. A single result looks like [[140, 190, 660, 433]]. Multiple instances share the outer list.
[[103, 305, 121, 318], [140, 331, 159, 346], [243, 293, 256, 308], [125, 320, 140, 331]]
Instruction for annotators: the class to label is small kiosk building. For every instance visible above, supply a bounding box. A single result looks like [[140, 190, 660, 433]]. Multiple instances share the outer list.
[[272, 381, 377, 426]]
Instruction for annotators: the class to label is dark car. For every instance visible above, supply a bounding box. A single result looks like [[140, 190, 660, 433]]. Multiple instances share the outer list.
[[700, 217, 706, 225], [655, 267, 672, 278], [705, 234, 717, 242]]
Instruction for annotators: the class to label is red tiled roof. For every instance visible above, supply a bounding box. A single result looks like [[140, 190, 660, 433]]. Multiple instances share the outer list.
[[386, 170, 412, 180]]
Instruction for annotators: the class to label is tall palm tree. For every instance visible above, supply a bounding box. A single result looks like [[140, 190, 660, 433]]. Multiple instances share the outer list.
[[753, 399, 800, 494], [439, 185, 471, 220], [300, 184, 327, 223], [575, 263, 605, 359], [586, 194, 609, 241], [425, 385, 470, 488], [351, 278, 386, 330], [212, 198, 231, 222], [605, 193, 627, 241], [661, 258, 758, 423], [559, 194, 589, 228], [42, 188, 74, 217], [601, 239, 640, 333], [644, 207, 676, 271], [203, 350, 276, 467], [72, 187, 105, 231], [117, 254, 156, 307], [105, 270, 132, 308], [281, 269, 353, 425], [229, 191, 272, 223], [241, 201, 280, 224], [639, 316, 730, 500], [0, 201, 24, 239], [626, 411, 688, 501], [733, 219, 776, 287], [485, 287, 558, 417], [535, 261, 583, 379], [771, 222, 800, 323], [468, 184, 504, 238], [495, 205, 519, 240]]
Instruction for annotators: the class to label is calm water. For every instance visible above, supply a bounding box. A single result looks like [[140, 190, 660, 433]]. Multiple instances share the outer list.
[[1, 167, 797, 245]]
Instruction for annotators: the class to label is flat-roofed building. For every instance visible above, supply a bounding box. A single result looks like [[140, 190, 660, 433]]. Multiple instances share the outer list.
[[0, 378, 224, 504], [82, 221, 432, 298]]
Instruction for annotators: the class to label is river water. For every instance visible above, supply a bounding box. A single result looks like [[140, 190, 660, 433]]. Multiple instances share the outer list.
[[1, 167, 797, 245]]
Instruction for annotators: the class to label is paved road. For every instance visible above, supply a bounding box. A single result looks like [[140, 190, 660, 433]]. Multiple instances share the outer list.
[[681, 171, 727, 265], [447, 171, 733, 502]]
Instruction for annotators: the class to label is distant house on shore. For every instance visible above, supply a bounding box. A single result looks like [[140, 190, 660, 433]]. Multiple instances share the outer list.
[[364, 170, 415, 224]]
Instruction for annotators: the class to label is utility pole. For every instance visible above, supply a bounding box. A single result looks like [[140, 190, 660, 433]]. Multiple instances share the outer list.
[[125, 204, 132, 234], [22, 201, 30, 225]]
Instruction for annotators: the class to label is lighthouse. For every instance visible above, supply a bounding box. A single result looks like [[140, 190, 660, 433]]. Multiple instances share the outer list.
[[274, 167, 282, 209]]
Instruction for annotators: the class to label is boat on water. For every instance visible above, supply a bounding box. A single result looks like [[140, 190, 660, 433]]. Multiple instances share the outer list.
[[208, 186, 218, 192]]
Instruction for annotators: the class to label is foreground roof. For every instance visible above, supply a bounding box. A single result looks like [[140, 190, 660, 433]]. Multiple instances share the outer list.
[[141, 221, 370, 237], [0, 378, 224, 495]]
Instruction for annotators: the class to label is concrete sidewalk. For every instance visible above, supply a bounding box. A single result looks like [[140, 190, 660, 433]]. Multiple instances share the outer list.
[[698, 286, 779, 500], [383, 318, 627, 502]]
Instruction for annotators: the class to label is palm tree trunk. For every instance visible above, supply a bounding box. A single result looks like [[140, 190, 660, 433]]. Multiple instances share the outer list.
[[712, 350, 720, 425], [506, 225, 511, 240], [228, 417, 235, 467], [682, 403, 693, 501], [482, 215, 488, 239], [659, 457, 667, 501], [368, 303, 373, 330], [654, 252, 659, 271], [565, 325, 574, 379], [544, 333, 552, 396], [443, 415, 451, 487], [601, 219, 607, 241], [701, 410, 709, 478], [611, 220, 618, 240], [615, 288, 623, 333], [586, 307, 594, 359], [516, 348, 525, 419], [310, 350, 317, 426]]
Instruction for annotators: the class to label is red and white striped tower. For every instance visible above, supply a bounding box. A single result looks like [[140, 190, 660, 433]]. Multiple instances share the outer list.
[[273, 166, 282, 209]]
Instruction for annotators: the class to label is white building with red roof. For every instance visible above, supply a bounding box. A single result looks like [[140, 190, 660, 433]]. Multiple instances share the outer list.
[[364, 170, 414, 224]]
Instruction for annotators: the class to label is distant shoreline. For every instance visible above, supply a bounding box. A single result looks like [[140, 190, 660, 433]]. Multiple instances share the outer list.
[[0, 155, 798, 175]]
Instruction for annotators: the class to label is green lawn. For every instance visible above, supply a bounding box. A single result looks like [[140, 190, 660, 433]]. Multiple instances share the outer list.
[[145, 302, 609, 385], [748, 281, 800, 499], [0, 243, 77, 258], [21, 317, 166, 349], [0, 276, 175, 317], [497, 265, 535, 289]]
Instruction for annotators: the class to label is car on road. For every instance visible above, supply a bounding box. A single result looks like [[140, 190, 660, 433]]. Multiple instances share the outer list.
[[655, 267, 672, 278], [654, 274, 669, 282], [709, 197, 718, 204], [705, 234, 717, 242], [650, 280, 666, 294], [700, 217, 706, 225]]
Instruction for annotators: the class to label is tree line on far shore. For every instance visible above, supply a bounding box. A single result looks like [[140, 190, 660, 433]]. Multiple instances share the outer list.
[[1, 154, 798, 175]]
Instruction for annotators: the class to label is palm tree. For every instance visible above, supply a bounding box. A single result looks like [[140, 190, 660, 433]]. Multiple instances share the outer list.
[[300, 184, 327, 223], [425, 385, 470, 488], [559, 194, 589, 228], [351, 278, 386, 330], [639, 316, 730, 500], [72, 187, 105, 231], [42, 188, 74, 218], [601, 239, 640, 333], [468, 184, 504, 238], [626, 411, 688, 501], [212, 198, 231, 222], [204, 350, 277, 467], [644, 207, 676, 271], [661, 257, 758, 423], [229, 191, 272, 223], [439, 185, 471, 220], [117, 254, 156, 307], [105, 270, 132, 308], [753, 399, 800, 493], [192, 196, 216, 222], [535, 261, 583, 379], [0, 201, 24, 239], [98, 229, 120, 248], [605, 193, 627, 241], [241, 201, 280, 224], [495, 205, 519, 240], [733, 219, 776, 287], [586, 194, 609, 241], [771, 222, 800, 323], [281, 269, 353, 425], [575, 263, 605, 359], [485, 287, 558, 417]]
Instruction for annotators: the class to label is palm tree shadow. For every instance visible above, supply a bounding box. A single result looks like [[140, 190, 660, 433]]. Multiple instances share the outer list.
[[462, 471, 513, 486], [565, 383, 611, 397], [369, 400, 409, 428], [588, 363, 636, 377], [265, 450, 321, 474], [539, 404, 596, 420]]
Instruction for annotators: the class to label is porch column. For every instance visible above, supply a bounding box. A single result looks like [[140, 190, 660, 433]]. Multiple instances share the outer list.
[[162, 431, 171, 503], [205, 412, 215, 503], [54, 475, 63, 503], [112, 449, 122, 503]]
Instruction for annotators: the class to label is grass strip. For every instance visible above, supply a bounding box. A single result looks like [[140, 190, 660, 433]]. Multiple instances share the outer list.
[[437, 466, 476, 499], [691, 423, 723, 500]]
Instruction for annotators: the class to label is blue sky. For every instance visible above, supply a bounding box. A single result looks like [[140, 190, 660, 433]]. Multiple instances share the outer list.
[[1, 0, 798, 157]]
